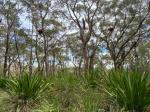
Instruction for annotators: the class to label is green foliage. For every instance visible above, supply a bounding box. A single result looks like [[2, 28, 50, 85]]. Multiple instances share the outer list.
[[104, 70, 150, 112], [2, 74, 49, 111], [42, 72, 103, 112], [0, 77, 7, 89], [82, 69, 102, 88], [131, 42, 150, 73], [0, 90, 10, 112], [6, 74, 49, 101], [2, 70, 150, 112]]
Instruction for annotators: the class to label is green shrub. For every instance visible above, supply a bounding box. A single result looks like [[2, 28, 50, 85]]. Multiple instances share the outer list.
[[82, 69, 102, 88], [6, 74, 49, 112], [104, 70, 150, 112], [0, 77, 7, 89]]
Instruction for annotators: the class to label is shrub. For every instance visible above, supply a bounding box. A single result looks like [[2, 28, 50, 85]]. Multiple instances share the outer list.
[[82, 69, 102, 88], [104, 70, 150, 112], [0, 77, 7, 89], [6, 74, 49, 112]]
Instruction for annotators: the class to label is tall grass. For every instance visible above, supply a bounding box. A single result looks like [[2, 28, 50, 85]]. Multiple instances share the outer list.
[[104, 70, 150, 112], [41, 72, 103, 112], [0, 77, 7, 89], [81, 68, 102, 88], [1, 70, 150, 112], [5, 73, 49, 112]]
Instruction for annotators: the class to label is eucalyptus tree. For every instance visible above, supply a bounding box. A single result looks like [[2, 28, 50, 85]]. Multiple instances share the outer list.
[[95, 0, 150, 69], [22, 0, 65, 76], [66, 32, 83, 75], [60, 0, 103, 73], [0, 0, 22, 76]]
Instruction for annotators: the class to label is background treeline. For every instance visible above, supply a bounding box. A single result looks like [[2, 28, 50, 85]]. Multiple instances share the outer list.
[[0, 0, 149, 75]]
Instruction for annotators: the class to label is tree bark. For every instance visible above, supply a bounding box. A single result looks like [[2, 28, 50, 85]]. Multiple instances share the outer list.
[[35, 34, 41, 73], [43, 35, 49, 76], [83, 45, 89, 73], [52, 52, 56, 75], [3, 32, 10, 76]]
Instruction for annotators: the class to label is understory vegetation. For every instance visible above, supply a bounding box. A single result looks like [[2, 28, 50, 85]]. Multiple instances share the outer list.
[[0, 70, 149, 112]]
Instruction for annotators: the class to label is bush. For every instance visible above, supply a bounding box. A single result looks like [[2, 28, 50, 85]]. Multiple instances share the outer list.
[[0, 77, 7, 89], [81, 69, 102, 88], [6, 74, 49, 112], [104, 70, 150, 112]]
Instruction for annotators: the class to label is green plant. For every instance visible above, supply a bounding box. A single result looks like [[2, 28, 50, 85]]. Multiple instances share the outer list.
[[80, 88, 103, 112], [44, 72, 104, 112], [0, 77, 7, 89], [82, 69, 102, 88], [104, 70, 150, 112], [51, 73, 81, 111], [6, 74, 49, 112]]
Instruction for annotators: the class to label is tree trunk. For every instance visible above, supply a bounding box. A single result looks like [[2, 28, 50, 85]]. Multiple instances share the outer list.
[[78, 57, 83, 76], [114, 60, 123, 70], [3, 33, 10, 76], [43, 34, 49, 76], [14, 33, 22, 74], [29, 47, 33, 75], [35, 34, 41, 74], [52, 53, 56, 75], [89, 57, 94, 72], [83, 45, 89, 73], [29, 25, 34, 75]]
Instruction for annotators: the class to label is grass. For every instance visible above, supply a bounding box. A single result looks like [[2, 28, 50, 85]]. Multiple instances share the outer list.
[[0, 72, 103, 112], [42, 72, 103, 112], [4, 74, 49, 112], [0, 90, 10, 112], [0, 70, 149, 112], [104, 70, 150, 112]]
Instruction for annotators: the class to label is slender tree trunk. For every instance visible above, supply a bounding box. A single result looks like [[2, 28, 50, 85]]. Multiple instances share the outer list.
[[89, 57, 94, 72], [14, 33, 22, 74], [52, 52, 56, 75], [78, 57, 82, 76], [3, 32, 10, 76], [29, 47, 33, 75], [83, 45, 89, 73], [35, 34, 41, 73], [89, 47, 97, 72], [43, 34, 49, 76], [29, 25, 34, 75], [41, 14, 49, 76], [8, 56, 12, 76]]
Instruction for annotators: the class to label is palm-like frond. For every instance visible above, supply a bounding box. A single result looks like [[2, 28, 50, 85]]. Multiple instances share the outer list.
[[104, 70, 150, 112]]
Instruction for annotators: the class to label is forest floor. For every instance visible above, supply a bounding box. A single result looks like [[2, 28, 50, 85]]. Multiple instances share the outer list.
[[0, 73, 106, 112]]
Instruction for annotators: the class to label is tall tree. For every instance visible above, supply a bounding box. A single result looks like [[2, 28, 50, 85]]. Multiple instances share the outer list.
[[95, 0, 150, 69], [60, 0, 102, 73], [22, 0, 65, 75], [0, 0, 22, 76]]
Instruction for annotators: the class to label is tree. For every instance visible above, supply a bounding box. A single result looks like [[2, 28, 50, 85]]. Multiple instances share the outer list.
[[22, 0, 65, 76], [0, 0, 22, 76], [60, 0, 102, 73], [95, 0, 150, 69]]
